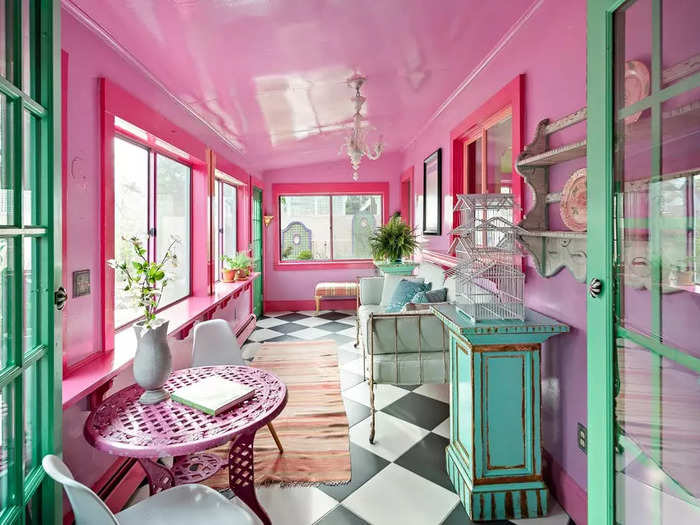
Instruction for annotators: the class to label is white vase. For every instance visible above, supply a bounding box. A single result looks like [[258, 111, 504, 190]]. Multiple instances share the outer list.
[[133, 319, 172, 404]]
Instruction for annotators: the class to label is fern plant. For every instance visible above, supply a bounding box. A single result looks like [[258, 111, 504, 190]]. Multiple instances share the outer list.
[[368, 215, 418, 262]]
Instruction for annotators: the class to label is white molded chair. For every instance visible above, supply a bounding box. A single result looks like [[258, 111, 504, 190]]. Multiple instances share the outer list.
[[42, 455, 253, 525], [191, 319, 283, 453]]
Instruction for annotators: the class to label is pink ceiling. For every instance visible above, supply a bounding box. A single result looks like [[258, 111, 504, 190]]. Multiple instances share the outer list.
[[65, 0, 534, 170]]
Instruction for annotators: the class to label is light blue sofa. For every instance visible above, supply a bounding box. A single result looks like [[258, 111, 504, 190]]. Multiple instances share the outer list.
[[356, 262, 454, 442]]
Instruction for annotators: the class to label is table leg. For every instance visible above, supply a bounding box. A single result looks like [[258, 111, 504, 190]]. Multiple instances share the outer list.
[[138, 458, 175, 495], [228, 430, 270, 525]]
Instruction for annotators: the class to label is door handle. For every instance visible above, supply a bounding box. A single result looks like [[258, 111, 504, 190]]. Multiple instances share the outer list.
[[589, 278, 602, 298], [54, 286, 68, 310]]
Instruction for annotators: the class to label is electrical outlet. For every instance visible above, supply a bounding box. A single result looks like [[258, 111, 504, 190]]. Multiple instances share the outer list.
[[577, 423, 587, 454]]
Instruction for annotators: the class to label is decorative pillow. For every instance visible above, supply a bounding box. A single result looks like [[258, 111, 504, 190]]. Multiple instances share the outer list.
[[411, 287, 448, 304], [384, 279, 431, 313], [379, 274, 424, 307]]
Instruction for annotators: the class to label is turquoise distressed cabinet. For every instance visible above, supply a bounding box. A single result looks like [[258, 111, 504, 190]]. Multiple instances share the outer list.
[[430, 304, 569, 521]]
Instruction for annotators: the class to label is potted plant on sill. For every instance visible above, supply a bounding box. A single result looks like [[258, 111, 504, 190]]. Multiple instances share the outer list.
[[222, 252, 253, 281], [108, 235, 179, 404], [369, 214, 419, 275], [221, 255, 237, 283]]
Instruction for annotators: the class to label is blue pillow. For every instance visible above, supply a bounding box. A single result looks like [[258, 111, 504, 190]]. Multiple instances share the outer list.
[[411, 287, 448, 304], [384, 279, 432, 313]]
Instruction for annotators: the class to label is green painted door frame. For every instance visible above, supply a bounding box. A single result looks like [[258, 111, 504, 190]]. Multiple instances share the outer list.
[[588, 1, 700, 523], [252, 187, 263, 318], [0, 1, 62, 524], [586, 3, 619, 524]]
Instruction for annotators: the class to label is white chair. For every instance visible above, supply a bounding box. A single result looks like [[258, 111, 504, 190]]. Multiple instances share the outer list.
[[42, 455, 254, 525], [192, 319, 284, 453]]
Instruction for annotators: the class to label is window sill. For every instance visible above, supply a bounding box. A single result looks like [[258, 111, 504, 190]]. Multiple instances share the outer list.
[[62, 273, 260, 410], [273, 260, 375, 271]]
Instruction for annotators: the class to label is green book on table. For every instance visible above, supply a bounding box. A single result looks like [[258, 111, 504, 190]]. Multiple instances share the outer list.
[[171, 375, 256, 416]]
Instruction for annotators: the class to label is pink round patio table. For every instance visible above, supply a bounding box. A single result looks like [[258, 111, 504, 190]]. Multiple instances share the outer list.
[[84, 365, 287, 525]]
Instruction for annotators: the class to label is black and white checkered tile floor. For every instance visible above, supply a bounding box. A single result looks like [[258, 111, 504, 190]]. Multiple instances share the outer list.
[[239, 310, 574, 525]]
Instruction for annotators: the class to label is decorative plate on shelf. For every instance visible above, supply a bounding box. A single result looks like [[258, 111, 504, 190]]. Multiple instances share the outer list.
[[624, 60, 650, 124], [560, 168, 587, 232]]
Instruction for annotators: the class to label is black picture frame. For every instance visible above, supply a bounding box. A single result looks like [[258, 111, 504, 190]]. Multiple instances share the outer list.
[[422, 148, 442, 235]]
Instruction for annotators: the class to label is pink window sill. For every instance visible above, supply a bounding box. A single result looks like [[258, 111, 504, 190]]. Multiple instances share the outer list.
[[62, 274, 260, 410], [273, 260, 375, 271]]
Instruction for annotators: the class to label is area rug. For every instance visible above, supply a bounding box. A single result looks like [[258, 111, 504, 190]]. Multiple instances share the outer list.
[[203, 340, 351, 487]]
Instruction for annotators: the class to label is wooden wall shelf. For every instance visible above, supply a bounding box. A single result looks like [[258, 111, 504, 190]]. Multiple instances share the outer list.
[[515, 108, 588, 282]]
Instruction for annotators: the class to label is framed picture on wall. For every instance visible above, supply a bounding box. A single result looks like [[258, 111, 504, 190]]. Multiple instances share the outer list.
[[422, 148, 442, 235]]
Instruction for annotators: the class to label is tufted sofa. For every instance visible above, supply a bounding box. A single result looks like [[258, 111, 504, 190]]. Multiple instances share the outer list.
[[356, 262, 454, 442]]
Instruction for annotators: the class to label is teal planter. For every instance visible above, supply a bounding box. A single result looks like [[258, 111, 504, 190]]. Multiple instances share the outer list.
[[431, 304, 569, 521], [373, 261, 418, 275]]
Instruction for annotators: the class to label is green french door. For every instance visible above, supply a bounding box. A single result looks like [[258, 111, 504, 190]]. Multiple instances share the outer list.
[[0, 1, 62, 524], [587, 0, 700, 523], [252, 187, 263, 318]]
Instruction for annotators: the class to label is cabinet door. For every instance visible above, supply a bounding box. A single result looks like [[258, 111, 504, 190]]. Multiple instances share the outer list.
[[451, 337, 473, 472], [473, 350, 535, 480]]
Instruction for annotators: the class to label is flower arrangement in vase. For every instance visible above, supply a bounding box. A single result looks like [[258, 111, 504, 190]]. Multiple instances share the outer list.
[[107, 235, 179, 404]]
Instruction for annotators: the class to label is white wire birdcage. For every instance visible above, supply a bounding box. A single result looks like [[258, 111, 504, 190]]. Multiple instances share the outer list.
[[451, 193, 525, 321], [456, 259, 525, 321]]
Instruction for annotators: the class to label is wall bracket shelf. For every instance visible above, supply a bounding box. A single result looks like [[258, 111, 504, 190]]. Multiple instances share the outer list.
[[515, 107, 587, 282]]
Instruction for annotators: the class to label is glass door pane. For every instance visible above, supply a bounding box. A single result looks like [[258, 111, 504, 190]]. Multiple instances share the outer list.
[[155, 154, 190, 307], [222, 183, 237, 257], [612, 0, 700, 522], [0, 1, 60, 522], [113, 137, 148, 327]]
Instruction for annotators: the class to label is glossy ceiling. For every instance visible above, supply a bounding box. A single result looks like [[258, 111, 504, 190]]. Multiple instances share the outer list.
[[66, 0, 534, 170]]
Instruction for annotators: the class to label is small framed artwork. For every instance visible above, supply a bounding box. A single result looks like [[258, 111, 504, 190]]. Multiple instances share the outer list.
[[72, 269, 91, 298], [422, 148, 442, 235]]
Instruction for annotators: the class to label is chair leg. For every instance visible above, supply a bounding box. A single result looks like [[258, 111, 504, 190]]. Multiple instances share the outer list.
[[315, 295, 320, 312], [267, 422, 283, 453], [368, 378, 376, 444]]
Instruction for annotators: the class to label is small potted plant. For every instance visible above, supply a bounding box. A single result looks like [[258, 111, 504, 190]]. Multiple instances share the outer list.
[[221, 255, 237, 282], [233, 252, 253, 280], [107, 235, 179, 404]]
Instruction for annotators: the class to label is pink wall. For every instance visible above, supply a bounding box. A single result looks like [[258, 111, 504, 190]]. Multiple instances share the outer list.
[[61, 8, 257, 489], [62, 8, 256, 366], [262, 152, 403, 308], [401, 0, 589, 519]]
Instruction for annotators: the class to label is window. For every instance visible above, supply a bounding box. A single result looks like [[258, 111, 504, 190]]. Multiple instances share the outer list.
[[214, 174, 238, 280], [113, 134, 191, 328], [279, 194, 382, 261], [464, 113, 513, 195]]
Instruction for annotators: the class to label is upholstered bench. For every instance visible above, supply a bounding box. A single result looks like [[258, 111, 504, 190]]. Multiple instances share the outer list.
[[314, 282, 359, 312]]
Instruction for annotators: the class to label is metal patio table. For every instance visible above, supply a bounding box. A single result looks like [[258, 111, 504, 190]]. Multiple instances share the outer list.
[[84, 365, 288, 525]]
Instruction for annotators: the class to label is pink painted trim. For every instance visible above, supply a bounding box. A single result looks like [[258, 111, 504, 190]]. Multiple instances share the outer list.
[[274, 260, 375, 271], [543, 449, 587, 525], [271, 182, 389, 270], [450, 74, 524, 232], [61, 50, 69, 371], [264, 299, 357, 312], [400, 166, 413, 183], [421, 250, 458, 269]]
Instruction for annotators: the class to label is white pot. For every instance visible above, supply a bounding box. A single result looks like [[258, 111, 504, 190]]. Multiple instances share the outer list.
[[133, 319, 172, 404]]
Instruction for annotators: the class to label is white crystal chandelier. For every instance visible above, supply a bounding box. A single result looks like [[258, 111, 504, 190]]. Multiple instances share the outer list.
[[340, 75, 384, 181]]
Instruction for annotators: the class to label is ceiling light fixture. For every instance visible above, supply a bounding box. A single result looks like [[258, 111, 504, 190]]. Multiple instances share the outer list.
[[340, 75, 384, 181]]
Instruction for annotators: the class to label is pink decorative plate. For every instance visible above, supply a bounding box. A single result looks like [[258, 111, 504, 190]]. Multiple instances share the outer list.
[[560, 168, 587, 232], [624, 60, 650, 124]]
